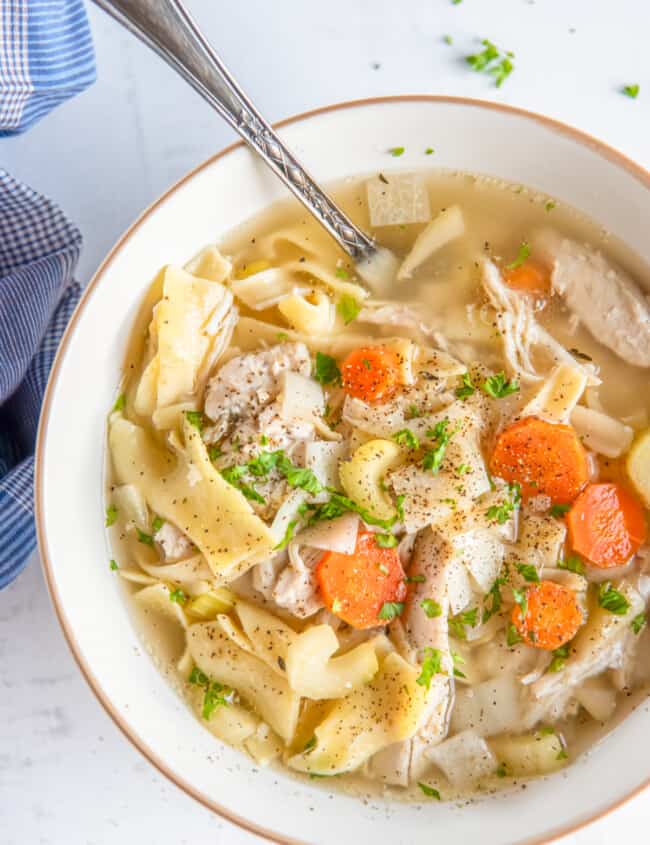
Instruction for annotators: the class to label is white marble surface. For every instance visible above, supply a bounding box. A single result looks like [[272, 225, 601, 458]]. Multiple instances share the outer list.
[[1, 1, 649, 842]]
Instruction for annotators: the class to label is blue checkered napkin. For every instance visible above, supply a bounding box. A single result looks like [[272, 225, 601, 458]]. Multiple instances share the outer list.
[[0, 0, 96, 136], [0, 170, 82, 588]]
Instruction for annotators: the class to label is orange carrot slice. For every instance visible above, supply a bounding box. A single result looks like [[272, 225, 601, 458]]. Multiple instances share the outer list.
[[490, 416, 589, 504], [316, 530, 407, 629], [567, 482, 647, 568], [504, 261, 550, 294], [340, 346, 402, 404], [512, 580, 583, 651]]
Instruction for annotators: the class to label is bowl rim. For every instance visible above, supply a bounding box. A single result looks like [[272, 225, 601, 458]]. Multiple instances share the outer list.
[[35, 94, 650, 845]]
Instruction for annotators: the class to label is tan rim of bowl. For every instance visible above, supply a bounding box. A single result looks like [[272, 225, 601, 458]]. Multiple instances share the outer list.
[[35, 95, 650, 845]]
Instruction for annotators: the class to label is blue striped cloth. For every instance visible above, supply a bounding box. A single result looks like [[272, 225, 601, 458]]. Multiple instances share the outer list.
[[0, 0, 93, 587], [0, 0, 96, 136]]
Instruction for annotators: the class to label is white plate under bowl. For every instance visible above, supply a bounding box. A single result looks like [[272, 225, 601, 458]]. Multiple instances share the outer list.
[[36, 96, 650, 845]]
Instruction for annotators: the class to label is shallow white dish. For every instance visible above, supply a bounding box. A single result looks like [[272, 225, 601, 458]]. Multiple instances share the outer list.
[[36, 96, 650, 845]]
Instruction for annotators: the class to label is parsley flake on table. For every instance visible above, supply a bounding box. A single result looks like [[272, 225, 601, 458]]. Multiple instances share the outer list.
[[466, 39, 515, 87], [389, 146, 405, 157], [622, 84, 640, 99]]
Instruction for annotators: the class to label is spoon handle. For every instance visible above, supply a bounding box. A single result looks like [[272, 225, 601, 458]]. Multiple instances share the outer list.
[[92, 0, 376, 261]]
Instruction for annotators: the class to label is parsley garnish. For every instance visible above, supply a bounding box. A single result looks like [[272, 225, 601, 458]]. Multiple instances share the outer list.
[[302, 489, 403, 531], [405, 573, 426, 584], [112, 393, 126, 412], [558, 554, 585, 575], [208, 445, 222, 461], [556, 747, 568, 761], [545, 200, 556, 213], [220, 466, 265, 504], [274, 519, 298, 551], [416, 647, 445, 689], [335, 267, 350, 280], [505, 241, 531, 270], [451, 651, 466, 679], [496, 763, 507, 778], [443, 35, 452, 46], [632, 613, 647, 635], [136, 527, 154, 546], [109, 559, 119, 571], [517, 563, 540, 583], [276, 331, 289, 341], [448, 607, 478, 640], [512, 586, 528, 620], [394, 429, 419, 449], [482, 576, 506, 623], [420, 598, 442, 618], [375, 532, 398, 548], [304, 736, 317, 752], [466, 39, 514, 87], [169, 588, 187, 605], [259, 434, 269, 446], [425, 145, 436, 153], [337, 295, 361, 325], [152, 516, 164, 534], [456, 463, 471, 476], [189, 666, 235, 719], [185, 410, 204, 432], [423, 419, 458, 474], [486, 482, 521, 524], [406, 404, 422, 420], [313, 351, 341, 385], [549, 503, 570, 518], [222, 449, 322, 504], [331, 597, 343, 613], [418, 782, 441, 799], [547, 643, 570, 673], [389, 146, 405, 157], [455, 372, 475, 399], [506, 623, 523, 647], [105, 504, 118, 527], [378, 601, 404, 621], [483, 371, 520, 398], [598, 582, 630, 616], [622, 84, 640, 99]]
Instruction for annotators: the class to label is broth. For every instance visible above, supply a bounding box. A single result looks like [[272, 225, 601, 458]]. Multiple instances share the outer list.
[[107, 168, 650, 803]]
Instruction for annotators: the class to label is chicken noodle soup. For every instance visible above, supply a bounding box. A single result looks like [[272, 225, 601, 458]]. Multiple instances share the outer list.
[[106, 170, 650, 801]]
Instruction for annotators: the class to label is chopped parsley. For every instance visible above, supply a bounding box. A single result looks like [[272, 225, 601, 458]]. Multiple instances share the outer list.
[[455, 372, 475, 399], [505, 241, 531, 270], [496, 763, 507, 778], [189, 666, 235, 719], [482, 576, 506, 623], [506, 623, 523, 647], [405, 573, 426, 584], [136, 527, 154, 546], [185, 410, 204, 432], [259, 434, 269, 446], [558, 554, 585, 575], [109, 559, 119, 571], [420, 598, 442, 618], [545, 200, 556, 213], [208, 445, 222, 461], [466, 39, 514, 87], [598, 582, 630, 616], [304, 736, 317, 752], [486, 482, 521, 524], [406, 404, 422, 420], [222, 449, 322, 505], [423, 419, 458, 474], [416, 647, 445, 690], [335, 266, 350, 280], [389, 146, 405, 157], [394, 429, 419, 449], [313, 351, 341, 386], [549, 503, 570, 518], [556, 747, 568, 761], [512, 586, 528, 619], [378, 601, 405, 621], [456, 463, 471, 476], [220, 466, 266, 504], [274, 519, 298, 551], [331, 598, 343, 614], [443, 35, 453, 46], [451, 651, 466, 679], [631, 613, 647, 635], [276, 332, 289, 341], [169, 588, 187, 605], [547, 643, 570, 673], [418, 782, 441, 799], [483, 371, 520, 398], [425, 145, 436, 153], [105, 504, 118, 527], [151, 516, 164, 534], [302, 489, 403, 531], [375, 532, 398, 548], [337, 295, 361, 325], [622, 84, 640, 99], [448, 607, 478, 640], [517, 563, 540, 583], [112, 393, 126, 412]]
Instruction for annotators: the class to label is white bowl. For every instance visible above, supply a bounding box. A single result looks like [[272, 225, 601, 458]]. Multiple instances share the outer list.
[[36, 97, 650, 845]]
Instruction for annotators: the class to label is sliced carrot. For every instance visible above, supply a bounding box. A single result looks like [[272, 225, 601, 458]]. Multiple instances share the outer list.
[[567, 482, 647, 568], [340, 346, 402, 404], [512, 580, 583, 651], [490, 416, 589, 504], [316, 530, 407, 629], [504, 260, 550, 295]]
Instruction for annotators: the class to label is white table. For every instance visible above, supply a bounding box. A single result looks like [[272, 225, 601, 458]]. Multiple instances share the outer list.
[[1, 1, 648, 842]]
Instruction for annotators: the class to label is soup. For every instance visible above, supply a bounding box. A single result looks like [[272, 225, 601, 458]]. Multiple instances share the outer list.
[[105, 169, 650, 801]]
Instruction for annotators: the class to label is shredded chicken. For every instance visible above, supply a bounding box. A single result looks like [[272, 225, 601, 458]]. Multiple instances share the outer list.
[[154, 521, 194, 561]]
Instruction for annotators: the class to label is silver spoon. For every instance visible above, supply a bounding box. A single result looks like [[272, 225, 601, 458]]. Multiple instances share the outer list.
[[91, 0, 399, 291]]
